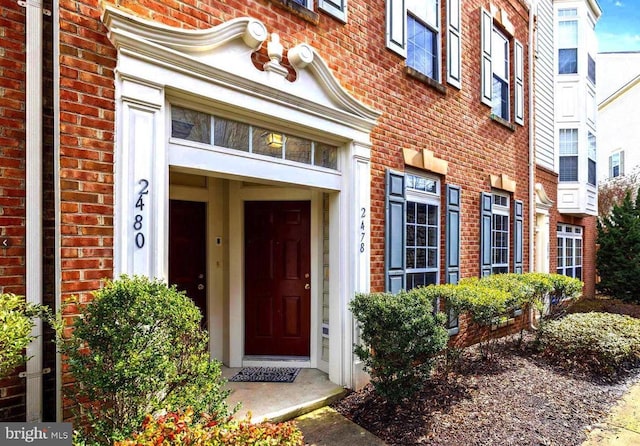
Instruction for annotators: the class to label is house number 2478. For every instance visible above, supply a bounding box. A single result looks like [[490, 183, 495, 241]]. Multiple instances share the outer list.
[[133, 179, 149, 249], [360, 207, 366, 253]]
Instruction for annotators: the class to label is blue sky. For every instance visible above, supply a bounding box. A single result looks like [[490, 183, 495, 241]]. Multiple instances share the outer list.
[[596, 0, 640, 52]]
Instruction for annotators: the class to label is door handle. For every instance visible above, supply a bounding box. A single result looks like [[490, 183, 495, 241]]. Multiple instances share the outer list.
[[304, 284, 310, 290], [197, 284, 205, 290]]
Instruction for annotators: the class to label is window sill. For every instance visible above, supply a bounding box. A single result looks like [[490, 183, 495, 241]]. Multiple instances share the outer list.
[[269, 0, 319, 25], [490, 114, 515, 131], [405, 67, 446, 95]]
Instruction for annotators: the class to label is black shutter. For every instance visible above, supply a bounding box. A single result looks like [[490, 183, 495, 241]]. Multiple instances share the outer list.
[[513, 199, 524, 273], [386, 169, 406, 293], [480, 192, 493, 277]]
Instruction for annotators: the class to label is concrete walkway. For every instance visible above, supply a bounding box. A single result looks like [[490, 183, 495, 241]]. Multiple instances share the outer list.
[[295, 407, 386, 446], [583, 380, 640, 445]]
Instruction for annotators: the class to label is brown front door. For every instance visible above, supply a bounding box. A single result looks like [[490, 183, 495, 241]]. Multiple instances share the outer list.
[[169, 200, 207, 325], [244, 201, 311, 357]]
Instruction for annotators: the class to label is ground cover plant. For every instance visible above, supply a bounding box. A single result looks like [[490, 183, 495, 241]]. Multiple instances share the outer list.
[[116, 409, 304, 446]]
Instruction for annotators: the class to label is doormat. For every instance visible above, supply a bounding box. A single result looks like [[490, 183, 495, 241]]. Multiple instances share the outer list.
[[229, 367, 300, 383]]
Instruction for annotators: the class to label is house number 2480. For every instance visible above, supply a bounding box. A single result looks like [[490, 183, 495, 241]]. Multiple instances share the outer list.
[[360, 207, 366, 253], [133, 179, 149, 249]]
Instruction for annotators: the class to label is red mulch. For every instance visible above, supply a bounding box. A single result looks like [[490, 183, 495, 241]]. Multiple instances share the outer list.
[[332, 298, 640, 446]]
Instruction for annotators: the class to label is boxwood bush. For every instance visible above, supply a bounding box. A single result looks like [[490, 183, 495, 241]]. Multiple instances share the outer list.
[[59, 275, 231, 445], [536, 312, 640, 374], [350, 289, 448, 403]]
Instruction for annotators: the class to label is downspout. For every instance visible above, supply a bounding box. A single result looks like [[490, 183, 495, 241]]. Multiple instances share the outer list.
[[53, 0, 62, 422], [25, 0, 44, 422], [528, 0, 538, 330]]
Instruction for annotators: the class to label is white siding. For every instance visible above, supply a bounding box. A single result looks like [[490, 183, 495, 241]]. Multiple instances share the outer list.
[[535, 0, 555, 171]]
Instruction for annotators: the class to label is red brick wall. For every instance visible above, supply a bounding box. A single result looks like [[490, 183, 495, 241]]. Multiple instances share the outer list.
[[57, 0, 531, 411], [0, 0, 27, 422], [0, 0, 534, 417]]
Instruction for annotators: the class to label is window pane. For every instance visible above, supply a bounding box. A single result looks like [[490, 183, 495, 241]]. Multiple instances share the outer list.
[[285, 135, 312, 164], [588, 54, 596, 84], [171, 107, 210, 143], [558, 20, 578, 47], [407, 202, 416, 224], [428, 205, 438, 225], [559, 156, 578, 182], [492, 76, 509, 120], [253, 128, 283, 159], [416, 248, 427, 268], [314, 143, 338, 169], [588, 159, 596, 186], [406, 248, 416, 269], [214, 118, 249, 151], [417, 226, 426, 246], [408, 15, 438, 79], [559, 48, 577, 74], [417, 203, 427, 224], [559, 129, 578, 155], [406, 225, 416, 246]]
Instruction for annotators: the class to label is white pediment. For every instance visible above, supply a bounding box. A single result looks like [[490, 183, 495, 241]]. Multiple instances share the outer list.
[[101, 6, 380, 129]]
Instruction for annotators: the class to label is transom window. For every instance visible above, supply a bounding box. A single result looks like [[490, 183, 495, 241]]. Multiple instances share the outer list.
[[557, 224, 582, 280], [559, 128, 578, 182], [407, 0, 440, 81], [558, 9, 578, 74], [491, 193, 510, 274], [492, 28, 510, 120], [171, 106, 338, 170], [405, 173, 440, 290]]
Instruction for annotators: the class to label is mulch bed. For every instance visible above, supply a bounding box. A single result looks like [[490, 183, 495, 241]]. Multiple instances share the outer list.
[[332, 298, 640, 446]]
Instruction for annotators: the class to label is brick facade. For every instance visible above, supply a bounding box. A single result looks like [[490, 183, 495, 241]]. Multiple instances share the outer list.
[[0, 0, 597, 421]]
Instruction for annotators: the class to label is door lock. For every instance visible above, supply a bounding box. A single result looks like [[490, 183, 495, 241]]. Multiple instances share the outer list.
[[197, 284, 205, 290]]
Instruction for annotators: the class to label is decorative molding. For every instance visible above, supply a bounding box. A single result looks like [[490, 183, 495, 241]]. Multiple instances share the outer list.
[[535, 182, 554, 211], [489, 173, 516, 193], [101, 6, 380, 128], [402, 148, 448, 175]]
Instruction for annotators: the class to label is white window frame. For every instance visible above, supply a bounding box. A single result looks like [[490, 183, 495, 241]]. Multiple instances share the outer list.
[[405, 172, 441, 289], [558, 9, 578, 75], [491, 27, 510, 121], [559, 128, 579, 182], [491, 192, 510, 274], [610, 151, 624, 178], [407, 0, 441, 81], [557, 224, 582, 280]]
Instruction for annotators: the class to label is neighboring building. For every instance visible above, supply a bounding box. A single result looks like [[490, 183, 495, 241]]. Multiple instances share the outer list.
[[0, 0, 594, 423], [597, 51, 640, 181], [532, 0, 599, 295]]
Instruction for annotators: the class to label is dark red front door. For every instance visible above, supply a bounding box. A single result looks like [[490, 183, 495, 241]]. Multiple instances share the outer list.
[[244, 201, 311, 357], [169, 200, 207, 325]]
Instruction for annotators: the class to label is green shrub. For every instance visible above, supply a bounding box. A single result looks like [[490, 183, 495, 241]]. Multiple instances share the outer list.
[[597, 188, 640, 302], [536, 312, 640, 374], [59, 275, 231, 445], [547, 273, 583, 303], [116, 409, 304, 446], [0, 294, 45, 378], [349, 289, 448, 403], [446, 284, 512, 327]]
